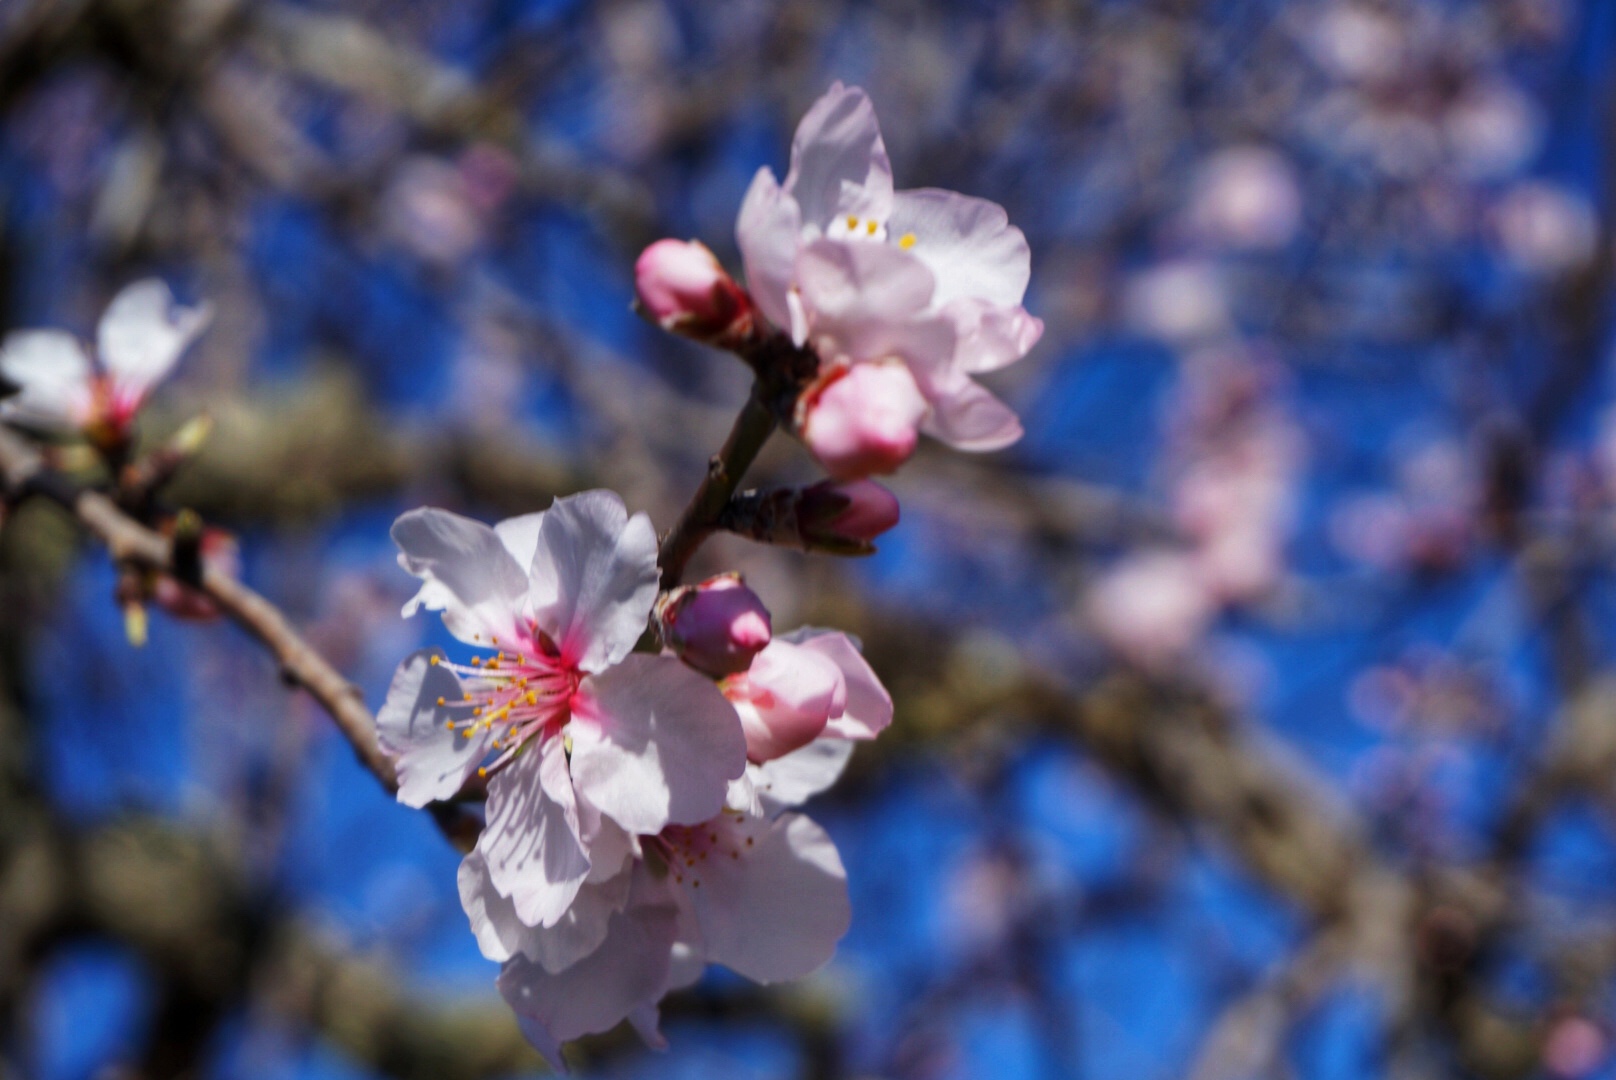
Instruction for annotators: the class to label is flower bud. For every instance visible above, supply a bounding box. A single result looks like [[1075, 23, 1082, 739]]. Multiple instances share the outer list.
[[657, 573, 772, 678], [798, 361, 927, 480], [798, 479, 900, 547], [723, 640, 846, 762], [634, 239, 752, 340]]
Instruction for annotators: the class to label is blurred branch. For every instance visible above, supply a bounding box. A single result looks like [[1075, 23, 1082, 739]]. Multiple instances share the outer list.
[[0, 422, 486, 850]]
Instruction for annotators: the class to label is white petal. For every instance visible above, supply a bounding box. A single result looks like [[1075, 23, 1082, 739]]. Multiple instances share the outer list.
[[944, 298, 1044, 373], [96, 279, 212, 404], [480, 738, 591, 928], [459, 849, 632, 973], [376, 649, 491, 808], [784, 82, 894, 229], [527, 490, 659, 674], [689, 813, 850, 983], [391, 507, 530, 644], [751, 738, 856, 816], [787, 630, 893, 740], [494, 511, 547, 570], [888, 189, 1031, 309], [628, 1004, 668, 1051], [914, 368, 1024, 452], [735, 167, 802, 334], [569, 655, 747, 835], [795, 239, 936, 360], [0, 330, 93, 428], [497, 891, 680, 1059]]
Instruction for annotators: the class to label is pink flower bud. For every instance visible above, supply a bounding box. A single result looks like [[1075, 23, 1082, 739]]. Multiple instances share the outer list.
[[798, 361, 928, 480], [658, 573, 772, 678], [799, 479, 900, 545], [723, 640, 846, 762], [634, 239, 752, 340]]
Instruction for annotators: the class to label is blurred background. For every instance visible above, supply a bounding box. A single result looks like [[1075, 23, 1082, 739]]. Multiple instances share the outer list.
[[1, 0, 1614, 1077]]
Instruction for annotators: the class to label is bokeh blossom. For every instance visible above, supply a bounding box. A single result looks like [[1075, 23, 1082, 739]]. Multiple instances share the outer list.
[[0, 279, 211, 447]]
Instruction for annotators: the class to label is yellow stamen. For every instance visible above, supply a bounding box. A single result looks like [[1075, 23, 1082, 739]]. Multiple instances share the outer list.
[[845, 214, 859, 230], [429, 655, 440, 666], [866, 219, 878, 236], [898, 232, 916, 249]]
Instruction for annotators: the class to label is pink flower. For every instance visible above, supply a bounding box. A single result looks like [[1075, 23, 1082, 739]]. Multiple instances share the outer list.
[[464, 723, 865, 1068], [0, 280, 211, 443], [377, 491, 748, 928], [656, 573, 772, 678], [798, 360, 927, 478], [798, 478, 901, 545], [634, 239, 753, 341], [735, 82, 1041, 457], [723, 628, 893, 763]]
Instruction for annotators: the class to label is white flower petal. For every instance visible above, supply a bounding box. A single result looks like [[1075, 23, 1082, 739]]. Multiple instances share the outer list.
[[391, 507, 530, 644], [751, 738, 856, 816], [493, 511, 547, 570], [497, 892, 680, 1062], [0, 330, 93, 428], [376, 649, 491, 808], [527, 490, 659, 674], [795, 239, 936, 356], [888, 189, 1031, 309], [914, 367, 1024, 452], [786, 630, 894, 740], [569, 655, 747, 835], [459, 849, 632, 973], [784, 82, 894, 229], [689, 813, 850, 983], [480, 738, 591, 928], [96, 279, 212, 405], [735, 166, 802, 334], [944, 297, 1044, 373]]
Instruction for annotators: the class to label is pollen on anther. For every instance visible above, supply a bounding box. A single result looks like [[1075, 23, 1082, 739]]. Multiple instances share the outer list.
[[429, 655, 441, 666], [436, 696, 445, 706], [477, 766, 488, 777], [899, 231, 917, 249], [845, 214, 858, 230], [866, 219, 878, 235]]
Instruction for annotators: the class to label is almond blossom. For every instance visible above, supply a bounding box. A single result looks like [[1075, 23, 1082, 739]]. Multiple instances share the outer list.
[[736, 82, 1043, 462], [0, 279, 212, 445], [377, 490, 748, 929], [463, 726, 864, 1067], [451, 631, 888, 1066]]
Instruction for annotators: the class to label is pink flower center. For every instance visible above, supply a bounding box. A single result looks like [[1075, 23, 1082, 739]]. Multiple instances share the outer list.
[[648, 813, 752, 888], [430, 626, 580, 771]]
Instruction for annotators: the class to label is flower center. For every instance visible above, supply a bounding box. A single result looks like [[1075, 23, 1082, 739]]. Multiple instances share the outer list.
[[430, 627, 579, 768], [648, 813, 753, 887]]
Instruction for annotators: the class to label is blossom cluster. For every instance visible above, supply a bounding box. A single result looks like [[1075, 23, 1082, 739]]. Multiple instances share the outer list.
[[373, 83, 1040, 1065]]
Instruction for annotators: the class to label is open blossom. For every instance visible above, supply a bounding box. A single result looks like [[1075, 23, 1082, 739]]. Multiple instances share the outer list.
[[736, 82, 1042, 462], [464, 723, 864, 1067], [377, 490, 748, 928], [0, 280, 211, 443]]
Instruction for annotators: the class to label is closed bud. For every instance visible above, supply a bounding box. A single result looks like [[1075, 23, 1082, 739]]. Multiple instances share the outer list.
[[657, 573, 772, 678], [634, 239, 752, 341], [798, 361, 927, 480], [799, 479, 900, 546]]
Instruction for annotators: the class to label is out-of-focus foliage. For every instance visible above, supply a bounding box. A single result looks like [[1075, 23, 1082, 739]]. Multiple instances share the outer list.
[[4, 0, 1616, 1078]]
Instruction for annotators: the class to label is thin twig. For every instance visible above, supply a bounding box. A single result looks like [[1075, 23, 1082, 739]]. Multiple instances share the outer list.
[[657, 384, 778, 589], [0, 423, 497, 847]]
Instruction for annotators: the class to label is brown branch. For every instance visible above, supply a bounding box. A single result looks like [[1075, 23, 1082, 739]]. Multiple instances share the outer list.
[[657, 385, 778, 589], [0, 423, 486, 849]]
